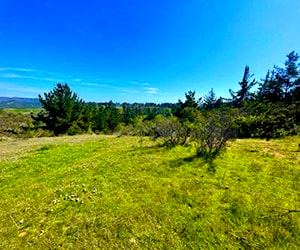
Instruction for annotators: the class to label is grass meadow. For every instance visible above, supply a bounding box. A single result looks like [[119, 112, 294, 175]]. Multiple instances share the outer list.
[[1, 108, 41, 114], [0, 135, 299, 249]]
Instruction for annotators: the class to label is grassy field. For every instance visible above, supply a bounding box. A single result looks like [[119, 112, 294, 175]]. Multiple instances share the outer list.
[[0, 135, 299, 249], [1, 108, 41, 114]]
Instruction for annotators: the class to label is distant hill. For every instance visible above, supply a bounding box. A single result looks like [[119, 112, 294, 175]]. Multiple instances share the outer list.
[[0, 97, 41, 108]]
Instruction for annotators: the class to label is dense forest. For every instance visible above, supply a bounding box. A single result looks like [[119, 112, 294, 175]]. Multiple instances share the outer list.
[[1, 52, 299, 155]]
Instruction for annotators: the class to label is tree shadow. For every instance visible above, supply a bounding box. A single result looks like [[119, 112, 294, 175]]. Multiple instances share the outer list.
[[167, 153, 218, 173], [207, 161, 216, 173], [127, 140, 219, 173], [127, 143, 167, 154]]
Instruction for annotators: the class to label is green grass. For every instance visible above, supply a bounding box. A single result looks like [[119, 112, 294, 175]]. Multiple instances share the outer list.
[[0, 135, 299, 249], [2, 108, 41, 114]]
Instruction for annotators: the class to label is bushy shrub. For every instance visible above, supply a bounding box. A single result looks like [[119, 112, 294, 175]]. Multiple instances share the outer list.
[[233, 115, 263, 138], [120, 117, 154, 137], [257, 105, 297, 140], [234, 103, 298, 140], [154, 115, 189, 147], [66, 122, 84, 135], [120, 124, 135, 136], [0, 110, 36, 138], [191, 111, 235, 162], [135, 119, 154, 137]]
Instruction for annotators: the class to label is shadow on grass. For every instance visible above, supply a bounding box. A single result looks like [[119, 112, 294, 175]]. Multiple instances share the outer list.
[[129, 142, 219, 173], [207, 162, 216, 173], [167, 153, 218, 173], [127, 144, 167, 154], [168, 154, 200, 167]]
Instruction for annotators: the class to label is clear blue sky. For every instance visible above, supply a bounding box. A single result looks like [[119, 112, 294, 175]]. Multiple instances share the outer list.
[[0, 0, 300, 103]]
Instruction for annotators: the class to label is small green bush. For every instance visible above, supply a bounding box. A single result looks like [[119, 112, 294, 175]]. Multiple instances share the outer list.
[[154, 115, 189, 147], [191, 111, 235, 163]]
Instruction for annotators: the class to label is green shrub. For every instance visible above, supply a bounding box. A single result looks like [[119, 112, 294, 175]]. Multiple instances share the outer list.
[[154, 115, 189, 147], [191, 111, 235, 163], [234, 104, 297, 140]]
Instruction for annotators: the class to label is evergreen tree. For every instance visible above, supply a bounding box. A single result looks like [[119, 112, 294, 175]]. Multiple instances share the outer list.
[[106, 101, 121, 131], [258, 51, 300, 103], [32, 83, 84, 135], [183, 91, 198, 108], [94, 104, 108, 132], [258, 70, 283, 103], [229, 66, 256, 108], [276, 51, 300, 101], [202, 88, 222, 110], [174, 90, 199, 118]]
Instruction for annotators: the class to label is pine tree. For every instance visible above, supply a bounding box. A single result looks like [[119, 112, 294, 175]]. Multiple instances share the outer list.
[[202, 88, 222, 110], [258, 70, 283, 103], [229, 66, 256, 108], [258, 51, 300, 103], [32, 83, 84, 135]]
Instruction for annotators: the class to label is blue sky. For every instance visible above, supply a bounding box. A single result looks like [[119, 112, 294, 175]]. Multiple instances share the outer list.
[[0, 0, 300, 103]]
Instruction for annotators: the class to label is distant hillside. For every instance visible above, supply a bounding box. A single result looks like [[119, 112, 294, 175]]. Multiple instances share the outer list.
[[0, 97, 41, 108]]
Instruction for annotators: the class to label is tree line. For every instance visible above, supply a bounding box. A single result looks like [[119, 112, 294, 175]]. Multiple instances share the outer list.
[[32, 51, 299, 143]]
